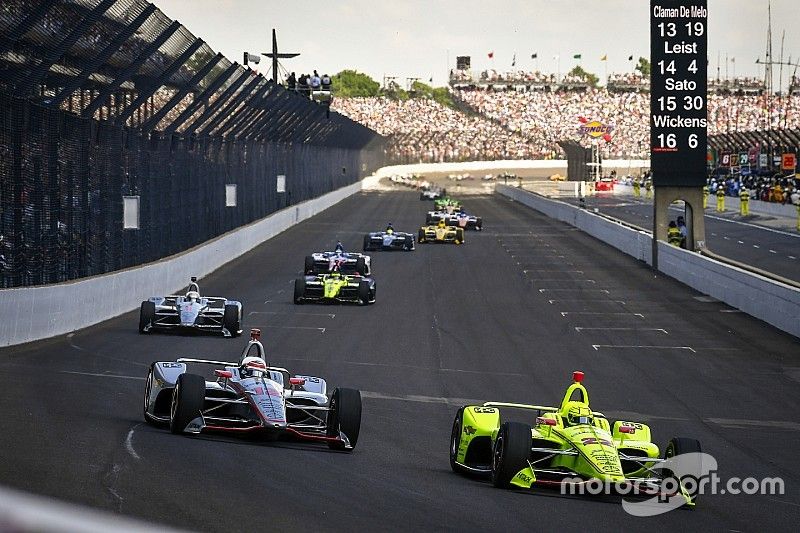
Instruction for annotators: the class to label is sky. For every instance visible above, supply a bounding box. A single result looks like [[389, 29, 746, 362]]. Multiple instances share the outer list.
[[155, 0, 800, 89]]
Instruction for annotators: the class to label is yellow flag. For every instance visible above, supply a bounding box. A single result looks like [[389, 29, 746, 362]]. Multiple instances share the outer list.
[[600, 54, 608, 61]]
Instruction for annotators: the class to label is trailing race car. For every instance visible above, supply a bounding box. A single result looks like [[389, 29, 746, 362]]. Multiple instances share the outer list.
[[143, 329, 361, 450], [363, 226, 415, 251], [418, 220, 464, 245], [294, 270, 376, 305], [304, 243, 371, 275], [434, 197, 462, 212], [139, 277, 242, 337], [449, 371, 701, 506], [426, 210, 483, 231]]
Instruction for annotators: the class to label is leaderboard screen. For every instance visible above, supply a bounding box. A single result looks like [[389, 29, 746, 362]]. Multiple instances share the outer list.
[[650, 0, 708, 187]]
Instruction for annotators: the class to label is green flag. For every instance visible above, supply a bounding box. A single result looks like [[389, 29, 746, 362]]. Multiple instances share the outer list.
[[573, 54, 582, 59]]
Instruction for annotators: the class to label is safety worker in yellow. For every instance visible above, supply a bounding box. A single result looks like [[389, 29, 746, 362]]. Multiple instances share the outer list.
[[702, 184, 709, 208], [716, 184, 726, 212], [645, 179, 652, 199], [633, 179, 641, 198], [739, 187, 750, 216], [772, 182, 784, 203], [667, 220, 683, 247]]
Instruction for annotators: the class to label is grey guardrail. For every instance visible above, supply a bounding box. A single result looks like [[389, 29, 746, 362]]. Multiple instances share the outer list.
[[496, 184, 800, 338], [0, 181, 363, 347]]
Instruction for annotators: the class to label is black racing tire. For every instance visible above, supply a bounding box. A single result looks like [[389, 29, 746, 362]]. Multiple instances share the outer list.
[[304, 255, 315, 274], [294, 278, 306, 304], [326, 387, 362, 451], [355, 257, 368, 276], [143, 363, 167, 427], [139, 301, 155, 333], [169, 373, 205, 435], [363, 234, 372, 251], [420, 193, 425, 201], [491, 422, 532, 488], [476, 217, 483, 231], [426, 214, 433, 225], [450, 407, 470, 474], [663, 437, 703, 503], [405, 237, 415, 251], [223, 304, 241, 336], [358, 280, 371, 305], [456, 228, 465, 244], [418, 229, 426, 243]]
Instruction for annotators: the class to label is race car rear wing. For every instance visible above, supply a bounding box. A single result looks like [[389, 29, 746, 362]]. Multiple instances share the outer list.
[[176, 358, 290, 375], [483, 401, 606, 418]]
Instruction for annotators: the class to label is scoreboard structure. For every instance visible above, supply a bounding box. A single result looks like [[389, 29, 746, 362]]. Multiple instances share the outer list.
[[649, 0, 708, 260]]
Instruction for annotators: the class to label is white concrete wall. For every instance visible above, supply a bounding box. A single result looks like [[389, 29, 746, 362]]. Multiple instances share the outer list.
[[374, 159, 650, 176], [496, 184, 800, 338], [0, 181, 363, 347]]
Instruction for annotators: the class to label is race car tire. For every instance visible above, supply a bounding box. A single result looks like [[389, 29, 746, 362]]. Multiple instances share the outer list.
[[476, 217, 483, 231], [358, 280, 371, 305], [170, 373, 205, 435], [326, 387, 362, 451], [143, 363, 168, 427], [455, 229, 465, 244], [405, 237, 414, 251], [449, 407, 470, 474], [663, 437, 703, 503], [223, 304, 241, 336], [355, 257, 368, 276], [304, 255, 315, 274], [426, 214, 433, 225], [418, 229, 426, 243], [294, 278, 306, 305], [491, 421, 532, 488], [139, 301, 155, 334], [363, 234, 372, 251]]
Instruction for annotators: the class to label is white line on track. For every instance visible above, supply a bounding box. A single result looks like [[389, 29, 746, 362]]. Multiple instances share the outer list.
[[576, 327, 668, 334], [591, 345, 696, 353], [539, 288, 609, 293], [753, 244, 760, 248], [59, 371, 145, 380], [125, 423, 142, 461], [549, 299, 626, 304], [257, 325, 326, 333], [738, 240, 744, 244], [562, 312, 644, 317], [701, 212, 800, 239], [524, 269, 584, 274], [248, 311, 335, 318], [535, 279, 596, 283], [789, 256, 797, 260], [769, 249, 777, 254]]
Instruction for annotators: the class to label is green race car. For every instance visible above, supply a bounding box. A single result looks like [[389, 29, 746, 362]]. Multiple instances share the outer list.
[[449, 371, 702, 506], [433, 197, 462, 212], [294, 272, 376, 305]]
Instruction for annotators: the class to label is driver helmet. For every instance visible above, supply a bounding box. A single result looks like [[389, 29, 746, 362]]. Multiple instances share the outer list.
[[565, 403, 593, 426], [240, 356, 267, 378], [437, 219, 446, 228], [386, 223, 394, 234], [186, 291, 200, 302], [334, 241, 345, 253]]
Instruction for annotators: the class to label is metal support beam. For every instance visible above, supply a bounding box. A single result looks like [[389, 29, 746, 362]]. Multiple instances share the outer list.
[[243, 89, 293, 140], [219, 83, 276, 138], [114, 38, 204, 125], [48, 4, 156, 108], [82, 20, 181, 118], [140, 52, 223, 131], [200, 75, 264, 135], [162, 62, 239, 134], [257, 98, 307, 142], [17, 0, 117, 96], [183, 69, 250, 135]]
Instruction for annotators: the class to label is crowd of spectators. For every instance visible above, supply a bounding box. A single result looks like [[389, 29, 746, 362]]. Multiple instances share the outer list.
[[332, 97, 550, 162], [332, 86, 800, 162]]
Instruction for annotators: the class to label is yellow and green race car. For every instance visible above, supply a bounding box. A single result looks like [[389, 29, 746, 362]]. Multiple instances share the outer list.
[[294, 272, 376, 305], [418, 220, 464, 245], [449, 371, 701, 506]]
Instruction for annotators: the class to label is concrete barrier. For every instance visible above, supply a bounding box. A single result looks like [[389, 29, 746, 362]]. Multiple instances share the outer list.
[[496, 184, 800, 338], [0, 181, 363, 347]]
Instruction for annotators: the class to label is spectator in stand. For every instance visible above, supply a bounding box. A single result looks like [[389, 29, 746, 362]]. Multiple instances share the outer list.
[[321, 73, 331, 91], [297, 73, 309, 97], [310, 70, 321, 91], [286, 72, 297, 91]]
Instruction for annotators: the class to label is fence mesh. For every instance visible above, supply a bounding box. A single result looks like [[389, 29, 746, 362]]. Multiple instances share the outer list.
[[0, 0, 385, 287]]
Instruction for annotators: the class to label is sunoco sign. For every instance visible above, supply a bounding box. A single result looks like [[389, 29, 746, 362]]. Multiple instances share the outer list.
[[578, 120, 614, 138]]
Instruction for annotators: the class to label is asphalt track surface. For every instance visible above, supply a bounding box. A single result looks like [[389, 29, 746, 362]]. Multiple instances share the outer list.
[[563, 191, 800, 283], [1, 190, 799, 532]]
